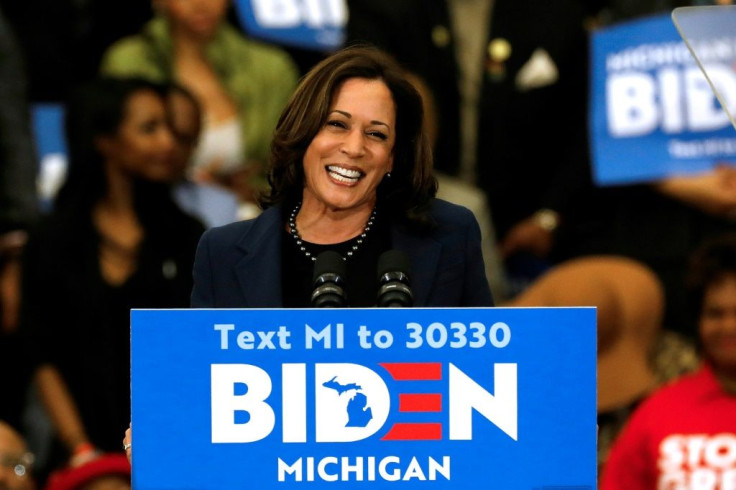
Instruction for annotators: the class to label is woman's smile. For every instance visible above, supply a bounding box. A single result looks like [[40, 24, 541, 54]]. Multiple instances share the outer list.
[[301, 77, 396, 213], [325, 165, 365, 185]]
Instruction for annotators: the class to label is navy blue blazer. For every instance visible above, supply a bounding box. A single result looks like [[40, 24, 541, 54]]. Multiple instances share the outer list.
[[191, 199, 493, 307]]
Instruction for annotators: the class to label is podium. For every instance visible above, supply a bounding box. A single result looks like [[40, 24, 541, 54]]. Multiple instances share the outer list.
[[131, 307, 596, 489]]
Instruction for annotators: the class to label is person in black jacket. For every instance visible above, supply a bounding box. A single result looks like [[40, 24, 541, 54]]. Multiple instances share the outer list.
[[20, 78, 204, 465], [190, 45, 493, 310], [346, 0, 593, 291]]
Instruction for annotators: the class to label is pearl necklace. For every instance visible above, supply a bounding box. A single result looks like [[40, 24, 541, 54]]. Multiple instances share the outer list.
[[288, 202, 377, 262]]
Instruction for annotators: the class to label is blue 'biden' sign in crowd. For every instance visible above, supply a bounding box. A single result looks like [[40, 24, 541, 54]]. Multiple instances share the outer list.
[[591, 13, 736, 185], [233, 0, 346, 50]]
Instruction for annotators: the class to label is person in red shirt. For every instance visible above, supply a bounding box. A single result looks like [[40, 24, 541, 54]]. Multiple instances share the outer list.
[[600, 234, 736, 489]]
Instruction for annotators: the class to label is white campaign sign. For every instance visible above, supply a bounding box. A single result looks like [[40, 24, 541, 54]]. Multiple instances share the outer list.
[[251, 0, 346, 28], [606, 64, 736, 137]]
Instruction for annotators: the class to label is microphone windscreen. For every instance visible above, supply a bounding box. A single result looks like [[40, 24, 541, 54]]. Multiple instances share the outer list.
[[377, 250, 411, 281], [313, 250, 347, 282]]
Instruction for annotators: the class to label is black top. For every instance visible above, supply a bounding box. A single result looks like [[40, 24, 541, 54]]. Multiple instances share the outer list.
[[191, 199, 494, 308], [281, 209, 392, 307], [346, 0, 592, 241], [20, 208, 204, 453]]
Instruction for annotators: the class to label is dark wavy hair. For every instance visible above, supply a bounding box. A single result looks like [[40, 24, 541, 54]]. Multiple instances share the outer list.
[[54, 78, 189, 235], [687, 233, 736, 325], [260, 45, 437, 231]]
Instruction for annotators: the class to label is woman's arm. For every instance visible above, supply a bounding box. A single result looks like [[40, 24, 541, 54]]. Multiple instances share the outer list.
[[35, 364, 99, 465], [123, 425, 132, 463], [655, 165, 736, 217]]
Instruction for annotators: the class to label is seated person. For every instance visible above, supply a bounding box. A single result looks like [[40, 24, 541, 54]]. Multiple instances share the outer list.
[[600, 234, 736, 489], [100, 0, 298, 206]]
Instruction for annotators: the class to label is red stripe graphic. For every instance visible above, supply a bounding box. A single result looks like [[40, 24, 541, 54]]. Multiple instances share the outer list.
[[379, 363, 442, 380], [381, 423, 442, 440], [399, 393, 442, 412]]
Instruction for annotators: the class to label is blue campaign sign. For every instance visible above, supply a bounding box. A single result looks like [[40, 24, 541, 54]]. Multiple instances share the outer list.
[[590, 14, 736, 185], [32, 104, 68, 206], [233, 0, 346, 51], [131, 307, 596, 489], [32, 104, 66, 157]]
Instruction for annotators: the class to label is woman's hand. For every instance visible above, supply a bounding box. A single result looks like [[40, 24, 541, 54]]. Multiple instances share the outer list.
[[500, 210, 559, 259], [123, 424, 132, 463], [656, 165, 736, 217], [69, 441, 101, 467]]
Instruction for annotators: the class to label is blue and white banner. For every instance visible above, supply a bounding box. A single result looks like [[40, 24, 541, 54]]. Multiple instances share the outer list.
[[233, 0, 346, 51], [131, 307, 596, 489], [32, 104, 65, 158], [31, 104, 67, 204], [591, 14, 736, 185]]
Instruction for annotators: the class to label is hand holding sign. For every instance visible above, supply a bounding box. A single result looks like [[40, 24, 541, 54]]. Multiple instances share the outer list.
[[591, 14, 736, 185], [500, 212, 557, 259], [656, 164, 736, 216], [122, 425, 131, 463]]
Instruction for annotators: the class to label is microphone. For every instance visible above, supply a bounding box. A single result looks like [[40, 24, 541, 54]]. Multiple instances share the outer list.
[[311, 251, 347, 307], [376, 250, 413, 307]]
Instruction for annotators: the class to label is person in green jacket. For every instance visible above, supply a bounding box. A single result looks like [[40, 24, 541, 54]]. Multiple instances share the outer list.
[[100, 0, 299, 209]]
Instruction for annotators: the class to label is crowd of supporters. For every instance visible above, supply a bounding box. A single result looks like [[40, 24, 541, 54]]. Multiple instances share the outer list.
[[0, 0, 734, 488]]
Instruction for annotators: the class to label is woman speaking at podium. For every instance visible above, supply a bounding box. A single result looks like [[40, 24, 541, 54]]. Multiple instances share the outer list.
[[190, 46, 493, 309], [125, 47, 492, 459]]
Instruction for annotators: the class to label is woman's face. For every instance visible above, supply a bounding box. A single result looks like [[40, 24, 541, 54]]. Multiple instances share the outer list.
[[167, 91, 201, 177], [97, 89, 175, 182], [699, 274, 736, 374], [159, 0, 229, 40], [301, 78, 396, 213]]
